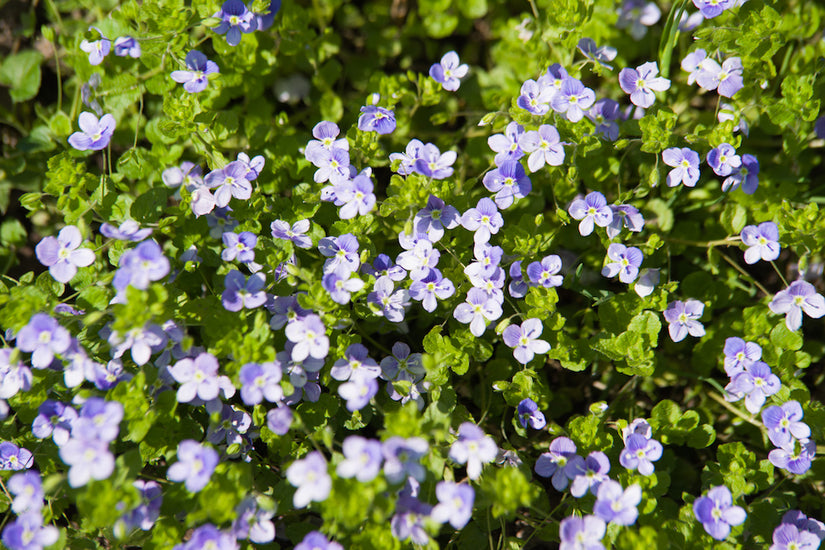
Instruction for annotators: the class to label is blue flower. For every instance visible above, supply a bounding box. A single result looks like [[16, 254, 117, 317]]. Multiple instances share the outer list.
[[171, 51, 219, 94], [693, 486, 746, 540], [593, 480, 641, 525], [358, 105, 396, 134], [80, 27, 111, 65], [619, 62, 670, 108], [113, 36, 141, 58], [517, 398, 546, 430], [68, 111, 116, 151], [663, 299, 705, 342], [431, 481, 474, 528], [724, 361, 780, 413], [741, 221, 779, 264], [221, 270, 267, 311], [429, 51, 469, 91], [662, 147, 701, 187], [602, 243, 643, 284], [559, 515, 606, 550], [587, 98, 622, 141], [707, 143, 741, 177], [568, 191, 613, 236], [619, 432, 662, 475], [167, 441, 219, 493], [213, 0, 256, 46]]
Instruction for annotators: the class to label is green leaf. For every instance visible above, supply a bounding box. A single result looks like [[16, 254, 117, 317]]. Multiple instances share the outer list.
[[640, 109, 677, 153], [0, 50, 43, 102]]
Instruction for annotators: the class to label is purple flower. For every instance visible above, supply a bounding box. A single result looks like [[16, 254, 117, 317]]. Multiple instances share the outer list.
[[619, 433, 663, 475], [519, 124, 565, 172], [322, 268, 365, 305], [358, 105, 396, 134], [535, 436, 580, 491], [461, 197, 503, 244], [287, 451, 331, 507], [1, 513, 59, 550], [780, 510, 825, 542], [221, 231, 257, 263], [8, 471, 44, 514], [383, 436, 429, 484], [769, 280, 825, 331], [762, 401, 811, 449], [770, 523, 822, 550], [171, 50, 219, 94], [502, 318, 551, 365], [231, 497, 275, 544], [100, 220, 152, 242], [221, 270, 267, 311], [605, 204, 645, 239], [284, 314, 329, 362], [725, 361, 780, 413], [336, 171, 376, 218], [454, 288, 503, 337], [167, 440, 218, 492], [336, 436, 383, 482], [431, 481, 474, 529], [697, 56, 744, 97], [693, 485, 747, 540], [414, 195, 460, 241], [517, 78, 554, 115], [113, 36, 141, 58], [271, 219, 312, 249], [487, 121, 525, 166], [413, 143, 457, 180], [338, 377, 378, 412], [390, 139, 425, 176], [59, 436, 114, 487], [295, 532, 343, 550], [312, 148, 350, 185], [409, 268, 455, 312], [551, 77, 595, 123], [723, 153, 759, 194], [568, 451, 611, 498], [397, 239, 440, 279], [594, 480, 641, 525], [183, 524, 238, 550], [586, 98, 621, 141], [616, 0, 661, 39], [205, 161, 253, 208], [68, 111, 115, 151], [368, 276, 410, 322], [740, 221, 780, 265], [663, 299, 705, 342], [119, 480, 162, 532], [662, 147, 701, 187], [449, 422, 498, 480], [681, 49, 709, 85], [559, 515, 606, 550], [602, 243, 643, 284], [266, 406, 293, 435], [169, 352, 222, 403], [318, 233, 360, 275], [331, 343, 380, 382], [0, 349, 32, 399], [35, 225, 95, 283], [80, 28, 111, 65], [538, 63, 569, 100], [769, 439, 816, 475], [0, 442, 33, 471], [391, 491, 432, 545], [568, 191, 613, 236], [619, 62, 671, 108], [577, 38, 617, 69], [239, 361, 283, 405], [305, 121, 348, 163], [112, 240, 170, 293], [16, 313, 71, 368], [213, 0, 256, 46], [482, 160, 532, 209], [707, 143, 741, 177], [517, 398, 546, 430], [429, 51, 468, 91], [692, 0, 735, 19], [32, 399, 77, 446], [723, 337, 762, 376]]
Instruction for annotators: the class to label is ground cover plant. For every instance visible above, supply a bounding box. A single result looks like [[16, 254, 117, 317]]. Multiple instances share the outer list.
[[0, 0, 824, 548]]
